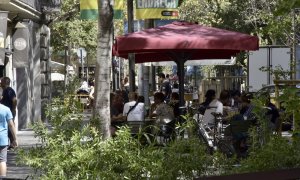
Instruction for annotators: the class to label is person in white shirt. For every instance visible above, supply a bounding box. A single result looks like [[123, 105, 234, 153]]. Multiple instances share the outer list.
[[123, 92, 144, 121], [202, 89, 223, 126], [149, 92, 174, 124]]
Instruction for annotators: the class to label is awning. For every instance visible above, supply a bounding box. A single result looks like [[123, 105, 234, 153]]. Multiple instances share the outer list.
[[50, 60, 64, 71], [144, 57, 236, 66]]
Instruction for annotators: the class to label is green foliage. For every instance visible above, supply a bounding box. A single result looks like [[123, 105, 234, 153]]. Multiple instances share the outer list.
[[158, 138, 214, 179], [279, 87, 300, 131], [18, 92, 224, 179], [276, 0, 300, 15], [248, 98, 273, 149], [178, 0, 221, 26], [51, 20, 97, 54], [234, 136, 300, 173], [228, 85, 300, 175], [179, 0, 294, 46], [260, 65, 292, 80], [50, 0, 97, 59], [17, 76, 300, 179]]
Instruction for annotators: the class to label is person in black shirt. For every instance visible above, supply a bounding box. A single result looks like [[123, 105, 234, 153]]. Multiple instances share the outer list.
[[0, 77, 17, 148], [264, 96, 280, 131]]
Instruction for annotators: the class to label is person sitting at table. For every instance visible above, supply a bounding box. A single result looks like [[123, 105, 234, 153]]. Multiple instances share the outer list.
[[137, 95, 145, 103], [168, 92, 180, 118], [202, 89, 223, 126], [149, 92, 174, 124], [110, 93, 125, 136], [198, 89, 216, 115], [219, 89, 236, 122], [231, 90, 242, 108], [263, 94, 280, 131], [111, 93, 124, 121], [123, 92, 144, 121], [219, 89, 231, 107], [238, 93, 256, 121], [229, 93, 256, 155]]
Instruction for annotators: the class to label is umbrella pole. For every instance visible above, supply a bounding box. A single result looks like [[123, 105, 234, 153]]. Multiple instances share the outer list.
[[175, 59, 186, 108]]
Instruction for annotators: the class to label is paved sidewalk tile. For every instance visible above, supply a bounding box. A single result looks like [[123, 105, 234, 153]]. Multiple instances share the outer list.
[[6, 129, 40, 180]]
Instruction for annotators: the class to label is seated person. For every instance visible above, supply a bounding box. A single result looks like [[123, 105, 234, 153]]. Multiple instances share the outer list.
[[137, 95, 145, 103], [111, 93, 124, 122], [219, 90, 238, 122], [77, 80, 90, 94], [239, 93, 256, 121], [110, 93, 125, 136], [123, 92, 144, 121], [231, 90, 242, 108], [150, 92, 174, 124], [169, 92, 180, 118], [264, 95, 280, 131], [229, 93, 256, 154], [198, 89, 216, 115], [202, 89, 223, 126]]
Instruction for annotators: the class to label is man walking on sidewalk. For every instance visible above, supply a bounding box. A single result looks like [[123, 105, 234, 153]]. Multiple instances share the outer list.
[[0, 77, 17, 149], [0, 103, 18, 177]]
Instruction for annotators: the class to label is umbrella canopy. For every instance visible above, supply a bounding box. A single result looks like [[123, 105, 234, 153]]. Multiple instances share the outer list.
[[113, 21, 259, 107], [114, 21, 259, 63]]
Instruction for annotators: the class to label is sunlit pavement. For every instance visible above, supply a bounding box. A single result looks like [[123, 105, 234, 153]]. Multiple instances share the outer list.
[[7, 130, 40, 179]]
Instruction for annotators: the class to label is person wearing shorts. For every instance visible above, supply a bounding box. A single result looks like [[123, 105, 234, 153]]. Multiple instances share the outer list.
[[0, 103, 18, 177]]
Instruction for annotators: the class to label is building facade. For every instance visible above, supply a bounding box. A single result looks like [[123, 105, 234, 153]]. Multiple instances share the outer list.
[[0, 0, 60, 130]]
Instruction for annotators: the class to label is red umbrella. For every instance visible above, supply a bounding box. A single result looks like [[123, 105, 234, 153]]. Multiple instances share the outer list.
[[113, 21, 259, 106], [114, 21, 258, 63]]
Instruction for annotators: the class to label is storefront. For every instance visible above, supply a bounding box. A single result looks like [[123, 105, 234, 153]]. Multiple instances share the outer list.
[[0, 0, 61, 130]]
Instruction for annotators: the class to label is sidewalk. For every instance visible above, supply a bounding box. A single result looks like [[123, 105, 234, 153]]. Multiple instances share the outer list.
[[5, 111, 92, 179], [6, 129, 40, 180]]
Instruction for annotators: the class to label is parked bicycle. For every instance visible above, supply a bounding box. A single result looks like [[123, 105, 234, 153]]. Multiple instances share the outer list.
[[194, 107, 235, 157]]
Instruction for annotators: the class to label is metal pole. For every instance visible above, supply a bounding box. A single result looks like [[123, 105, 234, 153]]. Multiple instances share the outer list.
[[81, 49, 84, 79], [292, 9, 297, 80], [127, 0, 135, 92], [64, 45, 68, 90], [112, 24, 116, 92], [144, 19, 156, 92], [176, 59, 186, 107], [112, 56, 116, 91], [86, 53, 89, 82]]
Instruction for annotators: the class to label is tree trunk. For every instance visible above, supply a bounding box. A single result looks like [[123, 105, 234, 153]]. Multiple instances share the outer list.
[[94, 0, 113, 139]]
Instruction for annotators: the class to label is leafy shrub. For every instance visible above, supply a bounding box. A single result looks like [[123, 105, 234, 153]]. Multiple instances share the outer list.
[[18, 92, 219, 179], [18, 83, 300, 179], [233, 136, 300, 173]]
